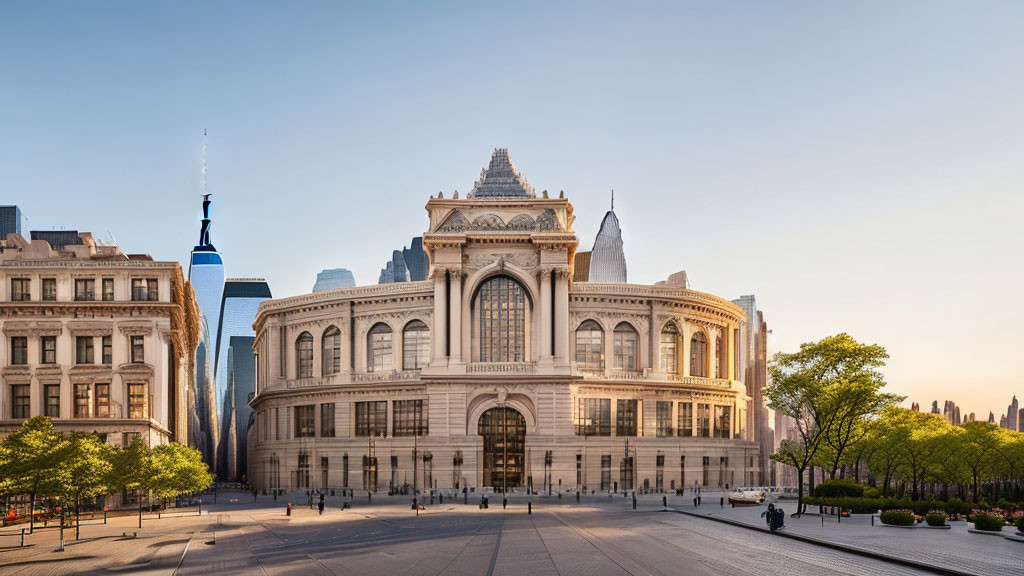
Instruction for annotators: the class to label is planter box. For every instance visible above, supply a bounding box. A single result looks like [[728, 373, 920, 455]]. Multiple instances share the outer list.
[[879, 523, 918, 528], [967, 528, 1004, 536], [1001, 532, 1024, 542], [922, 524, 951, 529]]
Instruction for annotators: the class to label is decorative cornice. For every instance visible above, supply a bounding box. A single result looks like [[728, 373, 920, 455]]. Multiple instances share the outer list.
[[118, 324, 153, 336]]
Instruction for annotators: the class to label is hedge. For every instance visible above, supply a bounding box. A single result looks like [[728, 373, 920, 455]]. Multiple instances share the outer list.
[[972, 513, 1004, 532], [814, 479, 864, 499], [1016, 516, 1024, 532], [925, 513, 946, 527], [880, 510, 915, 526], [802, 496, 987, 516]]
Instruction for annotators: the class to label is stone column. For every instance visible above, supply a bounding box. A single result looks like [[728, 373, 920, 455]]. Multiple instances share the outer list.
[[553, 268, 569, 363], [449, 270, 463, 364], [538, 268, 552, 361], [432, 269, 447, 365]]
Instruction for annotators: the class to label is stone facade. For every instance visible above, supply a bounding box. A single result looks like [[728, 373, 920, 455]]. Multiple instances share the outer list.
[[0, 232, 199, 449], [248, 151, 758, 495]]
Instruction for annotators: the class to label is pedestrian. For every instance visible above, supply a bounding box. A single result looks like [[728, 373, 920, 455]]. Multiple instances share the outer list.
[[318, 500, 324, 515]]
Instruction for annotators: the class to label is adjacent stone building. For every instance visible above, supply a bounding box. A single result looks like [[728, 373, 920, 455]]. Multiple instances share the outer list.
[[247, 150, 758, 495], [0, 231, 199, 448]]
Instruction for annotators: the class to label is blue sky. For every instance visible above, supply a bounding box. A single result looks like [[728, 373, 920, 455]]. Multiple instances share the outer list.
[[2, 1, 1022, 420]]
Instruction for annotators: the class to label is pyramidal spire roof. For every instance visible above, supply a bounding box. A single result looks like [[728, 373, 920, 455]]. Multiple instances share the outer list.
[[467, 148, 535, 199], [589, 192, 627, 283]]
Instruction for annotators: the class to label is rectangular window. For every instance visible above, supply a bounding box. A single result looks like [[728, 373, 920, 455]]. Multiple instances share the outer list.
[[294, 405, 315, 438], [660, 331, 677, 374], [574, 398, 611, 436], [355, 401, 387, 437], [678, 403, 693, 437], [131, 279, 146, 301], [362, 455, 378, 490], [12, 384, 30, 418], [297, 452, 309, 489], [74, 384, 92, 418], [697, 404, 711, 438], [576, 454, 582, 487], [94, 383, 110, 417], [616, 399, 638, 437], [656, 454, 665, 490], [74, 279, 95, 301], [601, 454, 611, 491], [321, 456, 329, 490], [128, 383, 147, 419], [41, 336, 57, 364], [343, 454, 349, 488], [10, 336, 27, 365], [713, 405, 731, 439], [130, 335, 144, 363], [76, 336, 94, 364], [392, 399, 426, 436], [702, 456, 710, 486], [147, 279, 159, 301], [390, 455, 398, 489], [102, 336, 112, 364], [656, 401, 673, 437], [368, 329, 393, 372], [102, 278, 114, 301], [320, 403, 336, 437], [11, 278, 31, 301], [42, 278, 57, 301], [44, 384, 60, 418]]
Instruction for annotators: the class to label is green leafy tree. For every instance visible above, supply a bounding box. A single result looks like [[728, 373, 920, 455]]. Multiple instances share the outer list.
[[149, 443, 213, 508], [862, 407, 910, 496], [954, 421, 1001, 502], [0, 417, 67, 532], [105, 438, 153, 528], [896, 411, 946, 500], [58, 433, 113, 539], [767, 333, 893, 514]]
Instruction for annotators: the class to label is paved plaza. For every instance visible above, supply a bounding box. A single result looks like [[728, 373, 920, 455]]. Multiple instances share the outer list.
[[0, 491, 1020, 576]]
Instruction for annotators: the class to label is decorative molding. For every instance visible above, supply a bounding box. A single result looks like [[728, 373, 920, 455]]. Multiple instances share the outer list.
[[118, 325, 153, 337], [464, 251, 539, 271], [466, 362, 537, 375]]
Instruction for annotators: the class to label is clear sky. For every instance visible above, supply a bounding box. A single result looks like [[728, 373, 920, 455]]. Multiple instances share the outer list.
[[2, 1, 1022, 420]]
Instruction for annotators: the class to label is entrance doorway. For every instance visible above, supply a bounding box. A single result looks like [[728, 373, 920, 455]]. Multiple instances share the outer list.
[[479, 406, 526, 492]]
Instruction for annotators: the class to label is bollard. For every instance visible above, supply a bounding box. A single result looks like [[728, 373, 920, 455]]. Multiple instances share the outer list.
[[871, 514, 874, 526], [287, 503, 292, 517], [821, 516, 824, 527], [58, 524, 65, 552], [20, 528, 25, 548], [663, 496, 667, 510], [440, 494, 443, 505], [576, 491, 580, 503], [720, 496, 724, 508], [632, 494, 637, 510], [368, 492, 372, 504], [464, 492, 468, 505], [104, 506, 108, 524], [528, 502, 532, 515], [503, 497, 507, 510]]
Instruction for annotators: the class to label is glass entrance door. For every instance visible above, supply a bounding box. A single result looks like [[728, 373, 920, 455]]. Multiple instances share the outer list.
[[479, 407, 526, 492]]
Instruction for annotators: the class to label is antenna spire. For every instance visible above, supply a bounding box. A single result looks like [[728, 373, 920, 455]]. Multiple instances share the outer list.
[[202, 128, 208, 195], [611, 189, 614, 211]]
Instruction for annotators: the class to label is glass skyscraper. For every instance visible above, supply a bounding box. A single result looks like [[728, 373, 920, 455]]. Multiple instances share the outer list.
[[215, 279, 271, 481], [189, 194, 225, 473]]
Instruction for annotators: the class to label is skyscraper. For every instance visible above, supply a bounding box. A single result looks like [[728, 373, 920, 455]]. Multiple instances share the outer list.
[[226, 335, 256, 484], [215, 278, 271, 481], [732, 294, 772, 485], [312, 268, 356, 292], [588, 195, 627, 283], [0, 205, 22, 240], [189, 194, 225, 470], [1005, 396, 1019, 431], [378, 237, 428, 284]]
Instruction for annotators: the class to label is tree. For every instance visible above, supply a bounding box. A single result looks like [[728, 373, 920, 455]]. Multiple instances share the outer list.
[[58, 433, 112, 539], [0, 417, 67, 533], [105, 438, 153, 528], [149, 443, 213, 509], [862, 408, 910, 496], [767, 333, 893, 515], [954, 421, 1001, 502], [895, 411, 945, 500]]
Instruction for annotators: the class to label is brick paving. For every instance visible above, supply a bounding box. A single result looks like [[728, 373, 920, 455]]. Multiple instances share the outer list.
[[0, 490, 1014, 575]]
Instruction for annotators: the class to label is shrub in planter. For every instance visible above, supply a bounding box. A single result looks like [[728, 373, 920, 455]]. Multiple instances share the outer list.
[[925, 513, 946, 527], [814, 479, 864, 499], [972, 513, 1004, 532], [1015, 516, 1024, 533], [880, 509, 915, 526]]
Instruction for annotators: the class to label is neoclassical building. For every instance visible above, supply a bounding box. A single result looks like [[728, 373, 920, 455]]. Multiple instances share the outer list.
[[248, 150, 757, 494]]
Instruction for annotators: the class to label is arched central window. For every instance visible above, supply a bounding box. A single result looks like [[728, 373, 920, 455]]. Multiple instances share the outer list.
[[660, 323, 678, 375], [613, 322, 638, 372], [322, 326, 341, 375], [715, 333, 723, 378], [368, 323, 393, 372], [690, 331, 708, 377], [402, 320, 430, 370], [575, 320, 604, 371], [476, 276, 527, 362], [296, 332, 313, 378]]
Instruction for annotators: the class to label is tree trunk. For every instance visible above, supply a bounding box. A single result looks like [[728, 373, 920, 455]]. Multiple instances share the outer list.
[[75, 499, 80, 540], [28, 491, 36, 534], [138, 490, 143, 529], [796, 466, 806, 516]]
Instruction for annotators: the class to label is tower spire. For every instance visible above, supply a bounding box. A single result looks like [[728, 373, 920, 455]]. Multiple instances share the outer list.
[[202, 128, 208, 195], [611, 189, 614, 211]]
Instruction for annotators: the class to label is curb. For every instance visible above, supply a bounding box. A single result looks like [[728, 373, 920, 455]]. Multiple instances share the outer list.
[[669, 508, 975, 576]]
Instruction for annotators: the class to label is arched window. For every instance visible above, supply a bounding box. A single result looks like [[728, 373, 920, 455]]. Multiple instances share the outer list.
[[690, 331, 708, 377], [575, 320, 604, 371], [613, 322, 638, 372], [296, 332, 313, 378], [715, 333, 723, 378], [476, 276, 527, 362], [402, 320, 430, 370], [660, 323, 679, 375], [367, 323, 393, 372], [322, 326, 341, 375]]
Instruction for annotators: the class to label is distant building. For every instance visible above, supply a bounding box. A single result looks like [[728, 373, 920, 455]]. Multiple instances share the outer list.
[[30, 230, 83, 250], [910, 402, 920, 412], [931, 401, 940, 414], [588, 196, 627, 283], [0, 206, 22, 240], [942, 400, 961, 426], [313, 268, 356, 292], [226, 335, 256, 484], [1004, 396, 1019, 431], [732, 294, 772, 485], [378, 237, 427, 284], [215, 278, 271, 482]]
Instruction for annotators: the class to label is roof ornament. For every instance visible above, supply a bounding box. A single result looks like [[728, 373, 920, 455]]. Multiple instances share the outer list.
[[467, 148, 535, 198], [438, 191, 444, 199], [542, 190, 548, 199], [559, 190, 564, 198], [453, 189, 459, 199]]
